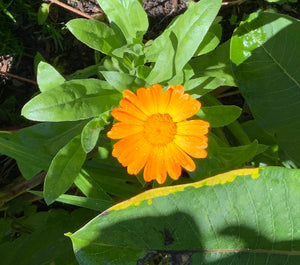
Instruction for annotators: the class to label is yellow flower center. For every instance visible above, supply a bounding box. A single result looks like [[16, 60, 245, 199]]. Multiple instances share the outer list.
[[143, 113, 177, 145]]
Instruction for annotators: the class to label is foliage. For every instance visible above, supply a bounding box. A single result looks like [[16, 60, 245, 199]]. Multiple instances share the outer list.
[[0, 0, 300, 264]]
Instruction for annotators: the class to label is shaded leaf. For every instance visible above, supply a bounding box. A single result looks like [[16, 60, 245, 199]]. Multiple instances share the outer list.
[[0, 209, 95, 265], [231, 12, 300, 165], [69, 167, 300, 264], [44, 135, 86, 205]]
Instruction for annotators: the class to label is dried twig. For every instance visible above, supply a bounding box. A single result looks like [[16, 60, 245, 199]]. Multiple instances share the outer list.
[[0, 71, 37, 85], [49, 0, 95, 20]]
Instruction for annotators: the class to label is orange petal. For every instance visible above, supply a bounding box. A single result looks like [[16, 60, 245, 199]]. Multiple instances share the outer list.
[[167, 142, 196, 172], [119, 98, 148, 121], [127, 140, 153, 175], [165, 147, 182, 180], [177, 120, 210, 136], [166, 86, 201, 121], [107, 122, 143, 139], [111, 108, 145, 125], [122, 89, 149, 117], [143, 147, 167, 184], [137, 87, 156, 115], [111, 133, 143, 157], [172, 98, 201, 122], [174, 135, 208, 158]]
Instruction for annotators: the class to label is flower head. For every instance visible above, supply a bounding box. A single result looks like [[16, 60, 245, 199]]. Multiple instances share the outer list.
[[107, 84, 209, 184]]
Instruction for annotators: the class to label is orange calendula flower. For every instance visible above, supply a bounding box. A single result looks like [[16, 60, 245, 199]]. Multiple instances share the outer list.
[[107, 84, 209, 184]]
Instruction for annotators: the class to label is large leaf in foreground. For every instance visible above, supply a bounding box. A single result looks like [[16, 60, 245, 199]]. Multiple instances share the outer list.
[[69, 167, 300, 264], [231, 12, 300, 165]]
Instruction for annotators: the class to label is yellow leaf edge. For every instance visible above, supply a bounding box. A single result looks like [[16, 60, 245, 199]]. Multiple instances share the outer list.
[[108, 167, 261, 212]]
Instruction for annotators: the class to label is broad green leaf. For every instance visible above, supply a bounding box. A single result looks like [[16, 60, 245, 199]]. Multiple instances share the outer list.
[[22, 79, 121, 122], [0, 209, 95, 265], [146, 0, 222, 84], [30, 191, 114, 212], [81, 112, 110, 153], [44, 135, 86, 205], [189, 40, 236, 88], [69, 167, 300, 264], [37, 61, 65, 92], [197, 105, 241, 127], [231, 12, 300, 166], [0, 121, 86, 179], [97, 0, 148, 43], [67, 19, 123, 54]]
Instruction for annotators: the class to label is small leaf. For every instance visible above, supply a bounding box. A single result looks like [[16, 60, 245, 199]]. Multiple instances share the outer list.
[[37, 3, 49, 25], [37, 62, 65, 92], [97, 0, 148, 43], [44, 135, 86, 205], [67, 18, 123, 54], [81, 112, 110, 153], [197, 105, 242, 127]]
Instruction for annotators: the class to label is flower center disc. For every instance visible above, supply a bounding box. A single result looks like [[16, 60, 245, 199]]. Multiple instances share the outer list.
[[143, 113, 177, 145]]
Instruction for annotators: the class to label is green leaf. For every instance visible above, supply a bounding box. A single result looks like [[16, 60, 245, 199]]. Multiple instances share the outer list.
[[189, 40, 236, 89], [30, 191, 114, 212], [69, 167, 300, 264], [101, 71, 145, 93], [197, 105, 241, 127], [231, 12, 300, 166], [44, 135, 86, 205], [22, 79, 121, 122], [81, 160, 142, 199], [146, 0, 222, 84], [66, 18, 123, 54], [0, 131, 51, 179], [0, 209, 95, 265], [0, 121, 87, 179], [194, 23, 222, 57], [97, 0, 148, 43], [81, 112, 110, 153], [190, 137, 258, 180], [37, 61, 65, 92]]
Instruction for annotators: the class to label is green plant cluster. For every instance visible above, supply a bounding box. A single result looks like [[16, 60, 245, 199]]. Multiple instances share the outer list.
[[0, 0, 300, 264]]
